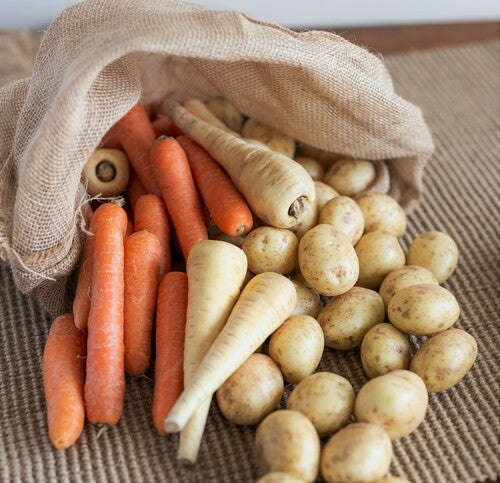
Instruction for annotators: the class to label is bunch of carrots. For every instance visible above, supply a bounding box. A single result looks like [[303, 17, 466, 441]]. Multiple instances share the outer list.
[[43, 102, 255, 450]]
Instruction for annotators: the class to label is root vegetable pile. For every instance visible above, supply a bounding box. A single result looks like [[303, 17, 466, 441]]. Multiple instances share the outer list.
[[41, 98, 476, 483]]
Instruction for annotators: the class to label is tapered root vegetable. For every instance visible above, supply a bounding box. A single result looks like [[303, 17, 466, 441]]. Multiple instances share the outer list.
[[179, 240, 248, 463], [82, 148, 130, 197], [185, 98, 232, 131], [43, 314, 86, 450], [206, 98, 244, 133], [241, 118, 296, 158], [166, 102, 315, 228], [164, 272, 297, 433]]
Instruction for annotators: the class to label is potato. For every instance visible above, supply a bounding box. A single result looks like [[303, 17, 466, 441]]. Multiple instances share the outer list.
[[241, 118, 295, 158], [318, 287, 385, 350], [243, 227, 298, 275], [321, 423, 392, 482], [216, 354, 283, 425], [407, 231, 459, 283], [298, 143, 344, 169], [287, 372, 354, 437], [356, 194, 406, 237], [388, 283, 460, 336], [205, 98, 244, 132], [256, 410, 320, 482], [269, 315, 324, 383], [257, 473, 305, 483], [324, 159, 376, 196], [314, 181, 339, 211], [355, 231, 406, 289], [291, 281, 321, 318], [379, 265, 438, 308], [290, 203, 318, 240], [410, 328, 477, 392], [295, 157, 325, 181], [319, 196, 364, 245], [82, 148, 129, 197], [361, 323, 411, 378], [299, 224, 359, 296], [373, 479, 411, 483], [354, 370, 428, 440]]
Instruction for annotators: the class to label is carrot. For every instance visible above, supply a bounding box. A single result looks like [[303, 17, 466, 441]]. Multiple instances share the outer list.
[[177, 135, 253, 237], [115, 104, 160, 195], [43, 313, 86, 449], [134, 194, 171, 277], [164, 272, 296, 433], [166, 102, 316, 228], [124, 231, 161, 376], [127, 169, 147, 214], [151, 101, 165, 118], [153, 272, 188, 435], [151, 137, 208, 259], [178, 240, 247, 463], [100, 124, 122, 149], [84, 202, 128, 426], [152, 116, 183, 138]]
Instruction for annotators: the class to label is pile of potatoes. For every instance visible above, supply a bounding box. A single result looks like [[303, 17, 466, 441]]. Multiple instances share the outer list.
[[203, 110, 477, 483]]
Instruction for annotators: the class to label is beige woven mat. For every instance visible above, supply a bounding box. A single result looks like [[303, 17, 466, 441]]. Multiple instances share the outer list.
[[1, 39, 499, 482]]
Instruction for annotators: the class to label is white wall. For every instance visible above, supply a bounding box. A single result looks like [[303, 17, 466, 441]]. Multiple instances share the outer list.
[[1, 0, 499, 30]]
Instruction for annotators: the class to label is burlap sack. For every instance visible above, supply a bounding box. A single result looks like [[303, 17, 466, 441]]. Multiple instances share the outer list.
[[0, 0, 434, 315]]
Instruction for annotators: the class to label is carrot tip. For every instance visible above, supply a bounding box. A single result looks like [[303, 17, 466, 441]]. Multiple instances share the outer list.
[[95, 424, 112, 439], [235, 225, 247, 236]]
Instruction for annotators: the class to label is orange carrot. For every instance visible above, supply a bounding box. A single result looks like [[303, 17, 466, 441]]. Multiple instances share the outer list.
[[115, 104, 160, 195], [134, 194, 172, 278], [151, 137, 208, 259], [124, 231, 161, 376], [127, 169, 147, 214], [84, 203, 128, 426], [153, 272, 188, 435], [152, 116, 183, 138], [177, 135, 253, 237], [100, 124, 122, 149], [43, 313, 86, 450]]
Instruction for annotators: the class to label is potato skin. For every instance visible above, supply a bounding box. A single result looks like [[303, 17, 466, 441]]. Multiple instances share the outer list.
[[355, 231, 406, 289], [256, 472, 305, 483], [356, 194, 406, 237], [295, 156, 325, 181], [379, 265, 438, 308], [216, 354, 283, 426], [291, 281, 321, 318], [243, 227, 298, 275], [324, 159, 376, 196], [319, 196, 364, 245], [256, 410, 320, 482], [373, 479, 411, 483], [287, 372, 354, 437], [407, 231, 459, 283], [354, 370, 428, 440], [205, 98, 244, 132], [318, 287, 385, 350], [321, 423, 392, 483], [299, 224, 359, 296], [314, 181, 339, 211], [410, 328, 477, 392], [242, 118, 295, 158], [269, 315, 324, 383], [388, 283, 460, 336], [361, 323, 411, 378]]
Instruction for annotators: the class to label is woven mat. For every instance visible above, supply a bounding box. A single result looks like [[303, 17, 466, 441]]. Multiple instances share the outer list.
[[1, 39, 499, 483]]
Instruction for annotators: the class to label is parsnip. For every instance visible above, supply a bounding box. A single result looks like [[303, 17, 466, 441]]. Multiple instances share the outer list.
[[164, 272, 297, 433], [184, 99, 231, 132], [167, 102, 315, 228], [179, 240, 247, 463]]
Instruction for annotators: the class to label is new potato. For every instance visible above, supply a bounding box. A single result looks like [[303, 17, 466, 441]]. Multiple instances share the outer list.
[[290, 203, 318, 240], [356, 194, 406, 237], [257, 473, 306, 483], [324, 159, 376, 196], [319, 196, 364, 245], [205, 98, 244, 132], [291, 281, 321, 318], [410, 328, 477, 392], [241, 118, 295, 158], [295, 157, 325, 181], [287, 372, 355, 437], [314, 181, 339, 210]]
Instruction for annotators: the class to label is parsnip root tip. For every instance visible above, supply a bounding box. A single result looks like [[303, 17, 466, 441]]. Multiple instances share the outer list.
[[164, 420, 181, 433], [288, 196, 307, 219]]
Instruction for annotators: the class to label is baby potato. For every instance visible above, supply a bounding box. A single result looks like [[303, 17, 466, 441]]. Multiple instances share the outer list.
[[287, 372, 355, 437], [241, 118, 295, 158], [243, 227, 298, 275], [321, 423, 392, 483], [256, 410, 320, 482], [319, 196, 364, 245], [257, 473, 305, 483], [355, 231, 406, 289], [373, 479, 411, 483], [216, 354, 283, 426], [205, 98, 244, 132], [318, 287, 385, 350], [379, 265, 438, 308], [299, 224, 359, 296], [295, 157, 325, 181], [298, 143, 344, 169], [354, 370, 428, 440], [407, 231, 459, 283], [314, 181, 339, 211], [290, 203, 318, 240], [291, 281, 321, 318], [324, 159, 376, 196], [269, 315, 324, 383], [356, 194, 406, 237], [361, 323, 411, 378], [388, 283, 460, 336], [410, 328, 478, 392]]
